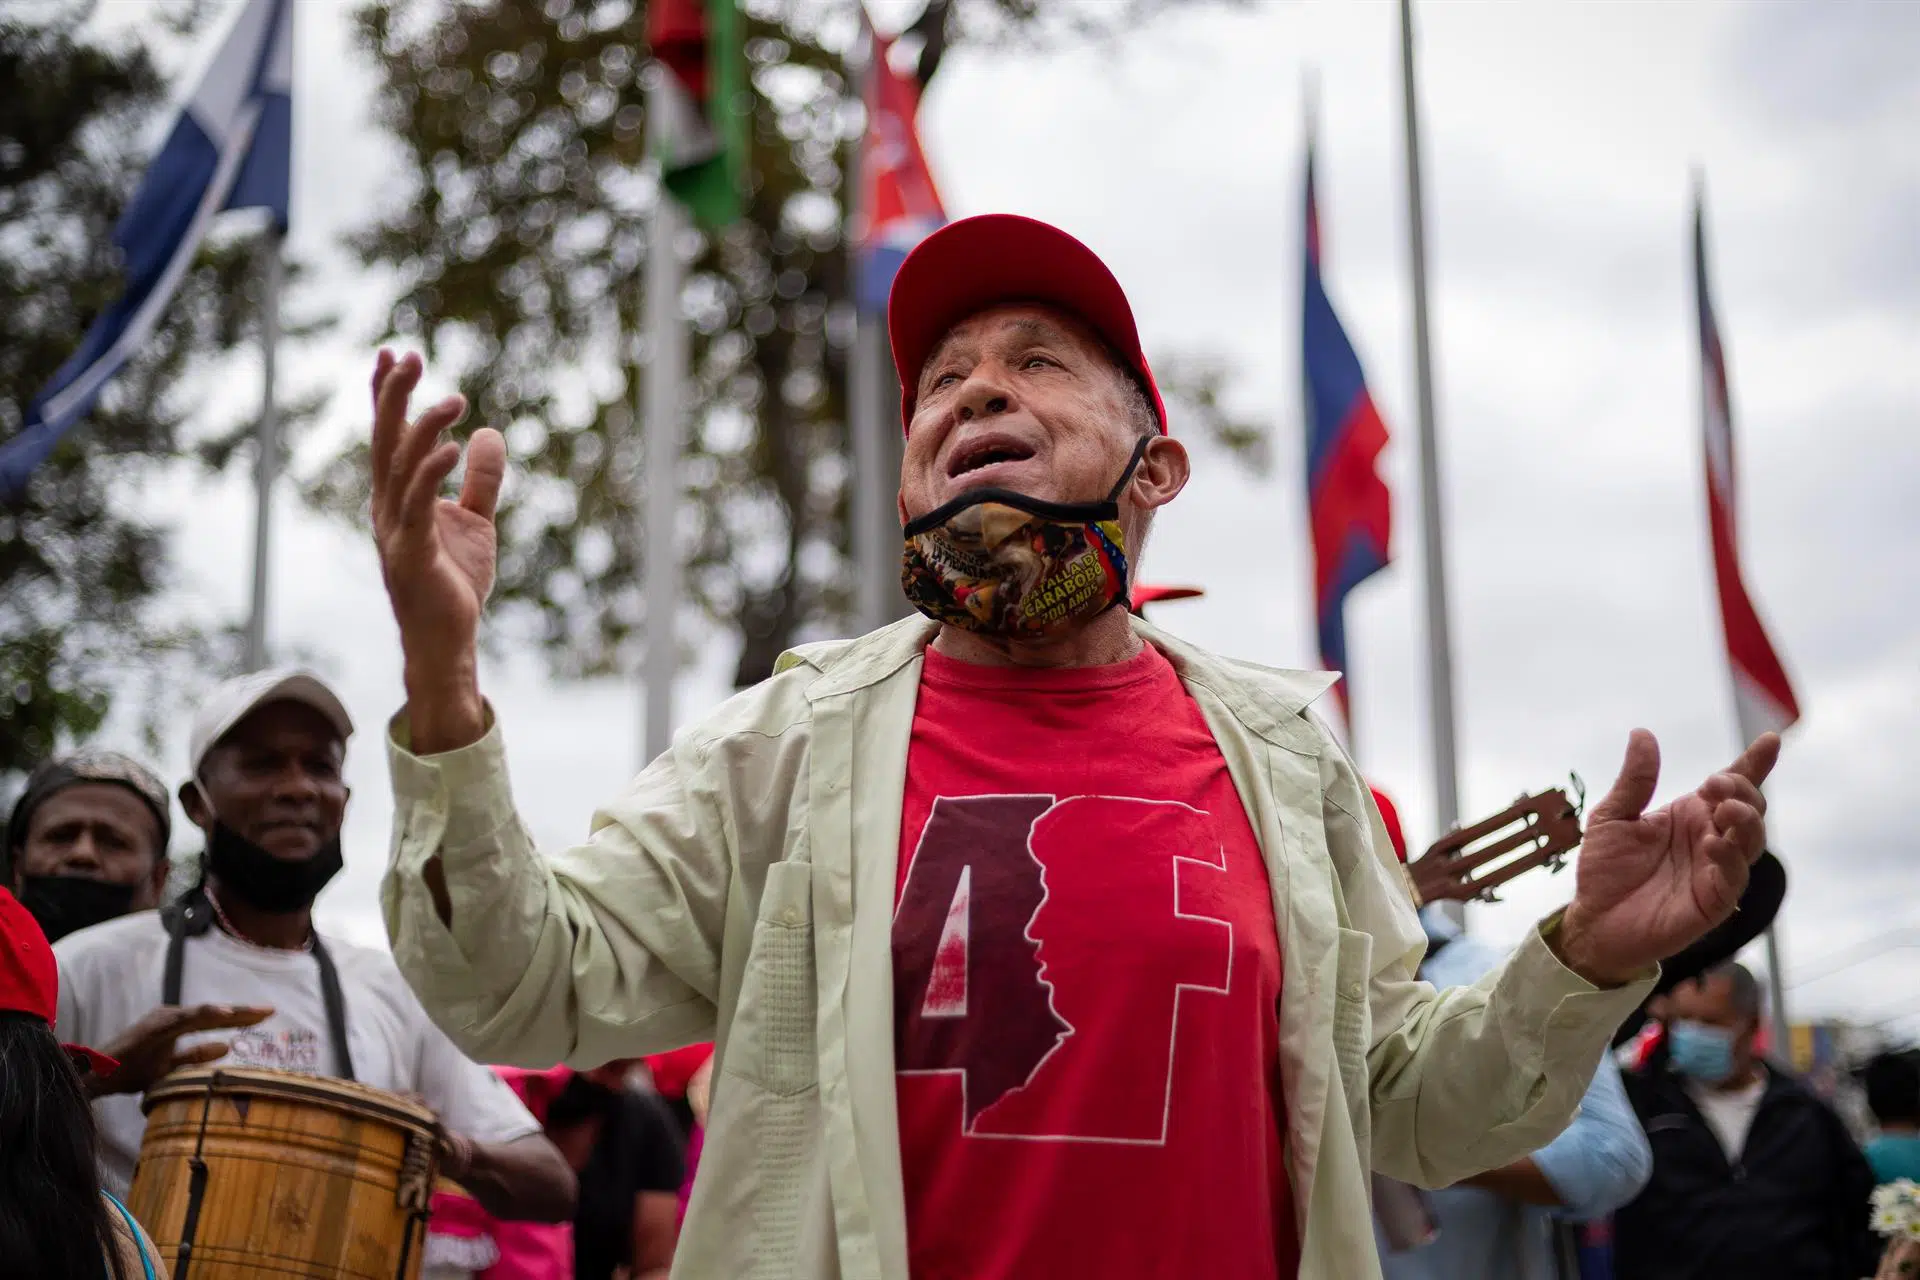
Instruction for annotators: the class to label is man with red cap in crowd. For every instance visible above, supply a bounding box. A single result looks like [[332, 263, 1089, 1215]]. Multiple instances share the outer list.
[[366, 213, 1780, 1279]]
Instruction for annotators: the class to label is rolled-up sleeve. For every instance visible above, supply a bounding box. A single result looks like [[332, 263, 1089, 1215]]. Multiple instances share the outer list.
[[382, 708, 730, 1071], [1531, 1051, 1653, 1220]]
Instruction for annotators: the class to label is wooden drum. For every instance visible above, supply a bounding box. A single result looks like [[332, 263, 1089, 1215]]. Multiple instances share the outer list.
[[128, 1067, 441, 1279]]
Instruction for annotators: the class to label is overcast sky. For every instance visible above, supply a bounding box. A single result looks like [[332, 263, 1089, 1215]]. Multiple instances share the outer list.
[[93, 0, 1919, 1039]]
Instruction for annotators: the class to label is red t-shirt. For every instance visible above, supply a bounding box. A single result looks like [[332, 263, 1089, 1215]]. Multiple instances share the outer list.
[[893, 643, 1299, 1280]]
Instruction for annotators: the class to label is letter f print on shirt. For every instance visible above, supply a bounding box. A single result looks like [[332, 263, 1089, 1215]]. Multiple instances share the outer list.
[[894, 793, 1234, 1144]]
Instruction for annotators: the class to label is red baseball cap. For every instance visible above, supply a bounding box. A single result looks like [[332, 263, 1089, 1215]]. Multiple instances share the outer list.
[[887, 214, 1169, 435], [1369, 786, 1409, 864], [0, 887, 118, 1077]]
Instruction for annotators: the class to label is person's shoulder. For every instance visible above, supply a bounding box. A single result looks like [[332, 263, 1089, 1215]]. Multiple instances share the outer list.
[[1137, 623, 1339, 748], [315, 929, 408, 988], [52, 909, 169, 972], [617, 1084, 679, 1131]]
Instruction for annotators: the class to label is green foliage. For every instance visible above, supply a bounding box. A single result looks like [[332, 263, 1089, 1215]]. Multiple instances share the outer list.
[[0, 2, 320, 795], [322, 0, 1264, 688]]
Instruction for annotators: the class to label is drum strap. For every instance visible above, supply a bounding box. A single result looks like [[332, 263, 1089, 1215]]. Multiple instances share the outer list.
[[162, 886, 358, 1081]]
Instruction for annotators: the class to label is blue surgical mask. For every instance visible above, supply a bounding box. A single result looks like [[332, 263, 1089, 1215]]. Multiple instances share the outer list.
[[1667, 1019, 1737, 1083]]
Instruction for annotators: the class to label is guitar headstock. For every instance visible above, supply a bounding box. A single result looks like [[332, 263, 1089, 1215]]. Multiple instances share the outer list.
[[1406, 776, 1586, 906]]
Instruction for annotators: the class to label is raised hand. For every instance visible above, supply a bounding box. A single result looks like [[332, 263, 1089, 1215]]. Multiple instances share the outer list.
[[1556, 729, 1780, 986], [369, 350, 505, 753], [86, 1004, 274, 1098]]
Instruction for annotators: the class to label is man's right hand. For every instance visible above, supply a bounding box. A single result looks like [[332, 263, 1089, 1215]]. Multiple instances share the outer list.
[[369, 349, 506, 755], [86, 1004, 274, 1099]]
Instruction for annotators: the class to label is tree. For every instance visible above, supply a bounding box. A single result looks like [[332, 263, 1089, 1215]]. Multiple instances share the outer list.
[[0, 1, 320, 804], [322, 0, 1262, 689]]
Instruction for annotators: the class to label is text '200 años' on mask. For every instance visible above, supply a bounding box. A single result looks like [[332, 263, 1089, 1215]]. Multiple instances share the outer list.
[[902, 437, 1148, 641]]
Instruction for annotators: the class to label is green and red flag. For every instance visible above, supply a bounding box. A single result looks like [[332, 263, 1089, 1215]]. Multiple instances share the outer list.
[[648, 0, 746, 228]]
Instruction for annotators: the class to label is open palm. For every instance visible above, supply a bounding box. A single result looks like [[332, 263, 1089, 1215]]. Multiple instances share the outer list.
[[1560, 729, 1779, 985], [369, 350, 506, 661]]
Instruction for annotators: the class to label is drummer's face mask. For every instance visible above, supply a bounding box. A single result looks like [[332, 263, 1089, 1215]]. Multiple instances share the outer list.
[[901, 435, 1149, 641], [195, 782, 344, 914]]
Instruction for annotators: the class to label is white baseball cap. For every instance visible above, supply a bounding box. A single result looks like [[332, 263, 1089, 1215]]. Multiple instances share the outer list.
[[188, 668, 355, 777]]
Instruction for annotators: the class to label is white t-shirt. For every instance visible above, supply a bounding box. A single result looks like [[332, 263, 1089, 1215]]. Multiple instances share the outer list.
[[1687, 1073, 1768, 1161], [54, 909, 542, 1199]]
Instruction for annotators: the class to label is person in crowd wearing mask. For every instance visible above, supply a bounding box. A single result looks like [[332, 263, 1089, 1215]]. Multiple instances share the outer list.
[[1861, 1049, 1920, 1187], [0, 886, 166, 1278], [53, 668, 577, 1226], [7, 750, 173, 943], [368, 213, 1779, 1279], [1615, 961, 1879, 1279], [543, 1061, 685, 1280]]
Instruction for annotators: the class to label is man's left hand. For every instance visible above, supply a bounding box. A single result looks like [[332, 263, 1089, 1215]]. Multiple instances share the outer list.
[[1556, 729, 1779, 987]]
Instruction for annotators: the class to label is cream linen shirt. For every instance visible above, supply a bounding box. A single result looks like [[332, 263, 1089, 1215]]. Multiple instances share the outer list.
[[382, 616, 1654, 1280]]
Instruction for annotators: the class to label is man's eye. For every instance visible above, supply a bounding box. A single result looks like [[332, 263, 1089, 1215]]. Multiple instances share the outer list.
[[1023, 356, 1054, 370], [931, 372, 960, 389]]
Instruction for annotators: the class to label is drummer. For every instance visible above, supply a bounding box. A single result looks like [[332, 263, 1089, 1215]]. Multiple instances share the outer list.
[[53, 668, 576, 1223]]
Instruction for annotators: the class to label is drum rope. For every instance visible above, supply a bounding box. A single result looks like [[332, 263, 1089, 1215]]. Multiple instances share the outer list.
[[174, 1070, 219, 1279]]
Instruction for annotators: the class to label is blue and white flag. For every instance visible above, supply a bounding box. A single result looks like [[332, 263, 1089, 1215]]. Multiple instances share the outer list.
[[0, 0, 293, 498]]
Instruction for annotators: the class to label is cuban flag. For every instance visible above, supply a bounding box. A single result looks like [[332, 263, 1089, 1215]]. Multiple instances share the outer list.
[[0, 0, 293, 499], [1301, 139, 1393, 718], [852, 22, 946, 315], [1695, 193, 1800, 739]]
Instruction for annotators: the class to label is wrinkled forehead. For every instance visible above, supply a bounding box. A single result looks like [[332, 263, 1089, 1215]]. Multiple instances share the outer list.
[[919, 302, 1104, 385]]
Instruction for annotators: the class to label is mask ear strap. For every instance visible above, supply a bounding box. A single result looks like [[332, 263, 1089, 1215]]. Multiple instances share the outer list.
[[1105, 434, 1154, 503]]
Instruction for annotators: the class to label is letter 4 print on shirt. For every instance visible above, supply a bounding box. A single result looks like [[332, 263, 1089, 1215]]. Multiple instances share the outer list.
[[894, 794, 1233, 1143]]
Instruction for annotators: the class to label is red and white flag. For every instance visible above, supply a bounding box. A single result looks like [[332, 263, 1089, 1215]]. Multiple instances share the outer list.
[[1695, 193, 1801, 740]]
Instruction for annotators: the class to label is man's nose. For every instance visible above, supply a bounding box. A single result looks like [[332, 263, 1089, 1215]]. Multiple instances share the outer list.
[[270, 766, 323, 806], [953, 370, 1013, 423], [62, 832, 104, 872]]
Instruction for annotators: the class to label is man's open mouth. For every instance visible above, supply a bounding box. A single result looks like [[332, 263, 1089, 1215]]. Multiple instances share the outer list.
[[947, 435, 1036, 478]]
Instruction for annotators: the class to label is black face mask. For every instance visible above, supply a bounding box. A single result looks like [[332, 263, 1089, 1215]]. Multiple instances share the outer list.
[[205, 820, 343, 914], [16, 874, 141, 942], [545, 1073, 621, 1128]]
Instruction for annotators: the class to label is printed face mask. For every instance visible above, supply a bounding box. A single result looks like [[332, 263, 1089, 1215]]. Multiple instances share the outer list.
[[902, 436, 1149, 640], [1666, 1018, 1738, 1084]]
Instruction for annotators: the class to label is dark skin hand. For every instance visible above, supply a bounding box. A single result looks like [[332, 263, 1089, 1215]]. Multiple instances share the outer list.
[[82, 1004, 275, 1099], [438, 1128, 577, 1223]]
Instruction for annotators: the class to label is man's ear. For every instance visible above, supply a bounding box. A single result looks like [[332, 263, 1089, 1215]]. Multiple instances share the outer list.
[[1131, 435, 1190, 514], [146, 856, 170, 901], [178, 780, 210, 832]]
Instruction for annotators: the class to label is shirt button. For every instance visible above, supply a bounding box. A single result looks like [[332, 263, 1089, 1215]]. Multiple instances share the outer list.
[[782, 906, 803, 925], [1344, 982, 1365, 1000]]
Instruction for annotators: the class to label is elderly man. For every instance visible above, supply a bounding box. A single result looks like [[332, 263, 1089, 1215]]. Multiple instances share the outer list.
[[6, 749, 173, 942], [55, 668, 575, 1223], [369, 214, 1778, 1280]]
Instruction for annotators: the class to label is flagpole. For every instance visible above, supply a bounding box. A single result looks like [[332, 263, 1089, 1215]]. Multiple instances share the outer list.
[[243, 225, 282, 673], [1397, 0, 1462, 846], [849, 29, 888, 634], [642, 80, 687, 765], [1695, 182, 1793, 1057]]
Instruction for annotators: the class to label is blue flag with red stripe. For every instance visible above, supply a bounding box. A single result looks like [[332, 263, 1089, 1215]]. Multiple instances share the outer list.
[[1301, 143, 1392, 718]]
